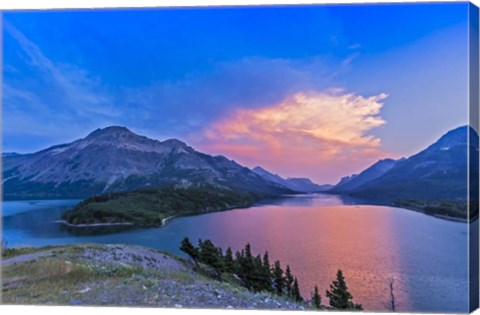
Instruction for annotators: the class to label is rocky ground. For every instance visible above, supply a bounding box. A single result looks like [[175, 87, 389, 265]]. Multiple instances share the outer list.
[[2, 244, 308, 310]]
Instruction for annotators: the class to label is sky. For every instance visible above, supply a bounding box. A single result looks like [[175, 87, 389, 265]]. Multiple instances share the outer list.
[[2, 3, 471, 183]]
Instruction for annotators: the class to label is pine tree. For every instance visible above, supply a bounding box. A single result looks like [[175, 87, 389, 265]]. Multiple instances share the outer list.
[[251, 254, 265, 292], [237, 243, 256, 290], [198, 239, 224, 279], [224, 247, 235, 273], [326, 270, 363, 310], [179, 237, 199, 266], [312, 286, 322, 309], [293, 277, 303, 302], [217, 246, 225, 273], [285, 265, 294, 298], [262, 251, 273, 292], [234, 250, 243, 274], [244, 243, 252, 261], [273, 260, 285, 296]]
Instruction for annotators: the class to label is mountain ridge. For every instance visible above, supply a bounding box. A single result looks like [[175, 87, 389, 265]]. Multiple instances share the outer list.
[[2, 126, 293, 199], [329, 158, 399, 193], [252, 166, 332, 193], [328, 125, 479, 200]]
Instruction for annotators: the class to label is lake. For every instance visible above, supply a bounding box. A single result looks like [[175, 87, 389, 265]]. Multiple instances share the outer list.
[[1, 194, 469, 312]]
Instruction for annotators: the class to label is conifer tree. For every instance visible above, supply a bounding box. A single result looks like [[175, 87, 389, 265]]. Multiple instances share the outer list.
[[326, 270, 363, 310], [224, 247, 235, 273], [312, 286, 322, 309], [198, 239, 224, 279], [273, 260, 285, 295], [262, 251, 273, 292], [262, 251, 271, 273], [285, 265, 294, 297], [237, 243, 256, 290], [252, 254, 265, 291], [217, 246, 225, 273], [234, 250, 243, 274], [244, 243, 252, 260], [293, 277, 303, 302], [179, 237, 199, 266]]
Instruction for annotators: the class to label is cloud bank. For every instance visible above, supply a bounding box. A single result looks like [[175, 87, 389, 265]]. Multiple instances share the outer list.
[[197, 92, 389, 183]]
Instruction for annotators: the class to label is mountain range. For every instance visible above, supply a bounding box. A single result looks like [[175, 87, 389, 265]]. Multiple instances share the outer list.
[[2, 126, 326, 200], [3, 125, 477, 201], [252, 166, 333, 193], [328, 126, 479, 200]]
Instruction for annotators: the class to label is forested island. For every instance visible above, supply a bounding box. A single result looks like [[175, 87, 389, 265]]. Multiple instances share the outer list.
[[61, 185, 269, 227]]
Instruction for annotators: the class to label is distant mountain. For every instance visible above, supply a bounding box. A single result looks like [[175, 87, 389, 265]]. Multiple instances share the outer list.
[[329, 159, 398, 193], [329, 126, 479, 200], [252, 166, 332, 193], [2, 126, 292, 199], [2, 152, 20, 158]]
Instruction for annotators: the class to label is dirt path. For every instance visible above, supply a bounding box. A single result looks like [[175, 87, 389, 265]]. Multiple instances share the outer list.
[[2, 249, 63, 265]]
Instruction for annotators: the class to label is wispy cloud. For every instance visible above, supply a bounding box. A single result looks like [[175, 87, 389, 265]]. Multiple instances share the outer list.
[[196, 91, 389, 183], [3, 23, 118, 140]]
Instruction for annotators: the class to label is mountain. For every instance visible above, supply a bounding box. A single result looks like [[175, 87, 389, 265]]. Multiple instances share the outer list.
[[329, 126, 479, 200], [252, 166, 332, 193], [2, 152, 20, 158], [2, 126, 292, 199], [329, 158, 398, 193]]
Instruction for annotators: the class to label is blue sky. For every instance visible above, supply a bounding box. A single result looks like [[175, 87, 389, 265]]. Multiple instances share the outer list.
[[2, 3, 470, 183]]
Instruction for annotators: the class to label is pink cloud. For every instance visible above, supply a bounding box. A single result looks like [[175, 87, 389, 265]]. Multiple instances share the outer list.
[[195, 91, 391, 184]]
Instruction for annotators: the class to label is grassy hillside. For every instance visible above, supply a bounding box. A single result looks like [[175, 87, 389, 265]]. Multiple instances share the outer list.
[[61, 185, 266, 226], [2, 243, 307, 310]]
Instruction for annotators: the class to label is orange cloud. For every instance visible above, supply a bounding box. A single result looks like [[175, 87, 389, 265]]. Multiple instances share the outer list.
[[196, 91, 391, 183]]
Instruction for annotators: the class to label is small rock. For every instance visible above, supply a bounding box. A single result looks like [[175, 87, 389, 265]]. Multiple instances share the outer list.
[[174, 304, 183, 308], [78, 287, 90, 293], [227, 306, 234, 309]]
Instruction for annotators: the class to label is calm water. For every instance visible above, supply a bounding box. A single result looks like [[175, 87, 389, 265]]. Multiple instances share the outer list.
[[2, 194, 469, 312]]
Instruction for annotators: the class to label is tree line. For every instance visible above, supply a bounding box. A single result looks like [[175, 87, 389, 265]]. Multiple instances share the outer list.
[[180, 237, 362, 310]]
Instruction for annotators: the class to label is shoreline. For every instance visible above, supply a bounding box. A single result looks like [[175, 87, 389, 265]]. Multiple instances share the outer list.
[[161, 216, 175, 226], [55, 220, 134, 227], [55, 216, 176, 228], [432, 214, 468, 223], [60, 200, 258, 229], [388, 204, 468, 223]]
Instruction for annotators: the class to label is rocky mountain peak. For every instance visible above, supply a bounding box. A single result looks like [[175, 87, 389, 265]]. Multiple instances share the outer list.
[[428, 125, 478, 151], [86, 126, 136, 140], [3, 126, 292, 199]]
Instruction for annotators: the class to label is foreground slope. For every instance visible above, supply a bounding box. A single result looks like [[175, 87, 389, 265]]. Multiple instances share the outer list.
[[2, 244, 306, 309], [3, 126, 291, 199]]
